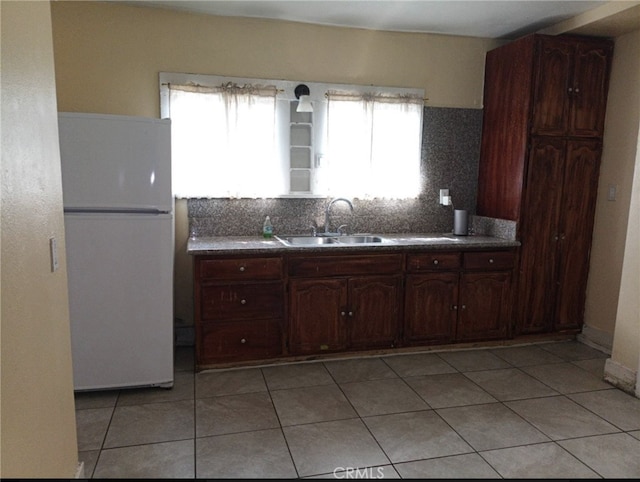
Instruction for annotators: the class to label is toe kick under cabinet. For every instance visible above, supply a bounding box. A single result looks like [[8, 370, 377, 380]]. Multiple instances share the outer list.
[[193, 248, 516, 368]]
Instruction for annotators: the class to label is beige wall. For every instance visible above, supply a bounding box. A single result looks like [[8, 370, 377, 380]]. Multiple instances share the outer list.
[[1, 1, 79, 477], [598, 29, 640, 382], [50, 1, 499, 116], [584, 28, 640, 373]]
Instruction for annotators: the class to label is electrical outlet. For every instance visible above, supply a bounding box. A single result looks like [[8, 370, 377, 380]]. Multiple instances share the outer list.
[[439, 189, 450, 205], [49, 236, 59, 272]]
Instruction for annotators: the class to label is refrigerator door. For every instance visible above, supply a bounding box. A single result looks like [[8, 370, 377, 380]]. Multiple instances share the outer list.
[[64, 212, 174, 390], [58, 113, 172, 212]]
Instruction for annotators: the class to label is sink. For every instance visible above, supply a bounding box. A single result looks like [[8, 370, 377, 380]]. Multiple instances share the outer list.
[[335, 235, 386, 244], [276, 236, 338, 246], [275, 234, 392, 247]]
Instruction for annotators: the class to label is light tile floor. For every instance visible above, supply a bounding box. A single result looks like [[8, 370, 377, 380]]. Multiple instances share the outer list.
[[75, 340, 640, 478]]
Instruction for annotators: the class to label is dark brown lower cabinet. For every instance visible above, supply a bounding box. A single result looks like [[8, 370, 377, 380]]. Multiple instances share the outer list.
[[288, 275, 402, 355], [404, 251, 515, 344], [194, 249, 516, 368]]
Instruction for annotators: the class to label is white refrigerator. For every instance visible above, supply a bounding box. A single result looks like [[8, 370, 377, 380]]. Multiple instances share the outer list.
[[59, 112, 174, 391]]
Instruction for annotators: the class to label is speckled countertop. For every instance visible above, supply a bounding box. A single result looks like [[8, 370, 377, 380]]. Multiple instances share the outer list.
[[187, 233, 520, 255]]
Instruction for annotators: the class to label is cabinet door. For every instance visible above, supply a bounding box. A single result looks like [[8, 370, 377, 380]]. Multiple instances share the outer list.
[[457, 272, 511, 341], [348, 276, 401, 349], [288, 278, 348, 355], [555, 140, 602, 331], [531, 37, 573, 136], [404, 273, 458, 345], [516, 137, 566, 334], [570, 42, 612, 137]]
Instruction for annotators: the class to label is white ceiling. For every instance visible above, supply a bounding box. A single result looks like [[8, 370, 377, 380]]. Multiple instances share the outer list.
[[123, 0, 639, 39]]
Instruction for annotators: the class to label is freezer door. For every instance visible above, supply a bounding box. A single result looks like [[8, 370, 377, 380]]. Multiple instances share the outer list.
[[64, 212, 174, 390], [58, 113, 172, 212]]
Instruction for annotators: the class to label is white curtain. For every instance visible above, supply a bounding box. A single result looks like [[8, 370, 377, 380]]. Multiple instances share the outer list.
[[168, 83, 283, 198], [322, 91, 423, 199]]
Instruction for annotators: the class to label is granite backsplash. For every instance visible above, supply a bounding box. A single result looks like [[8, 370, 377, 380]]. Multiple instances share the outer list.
[[187, 106, 516, 240]]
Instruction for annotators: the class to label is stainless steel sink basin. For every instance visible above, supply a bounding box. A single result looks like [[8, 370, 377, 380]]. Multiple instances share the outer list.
[[335, 235, 385, 244], [275, 234, 393, 247], [276, 236, 338, 246]]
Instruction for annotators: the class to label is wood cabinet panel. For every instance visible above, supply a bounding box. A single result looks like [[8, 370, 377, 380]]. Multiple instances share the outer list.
[[348, 275, 401, 349], [531, 38, 573, 136], [288, 253, 403, 277], [199, 256, 282, 280], [200, 282, 283, 321], [570, 41, 613, 137], [288, 278, 348, 355], [555, 140, 602, 331], [407, 252, 461, 272], [463, 251, 516, 270], [199, 319, 282, 363], [404, 273, 459, 344], [517, 138, 565, 334], [458, 272, 511, 341]]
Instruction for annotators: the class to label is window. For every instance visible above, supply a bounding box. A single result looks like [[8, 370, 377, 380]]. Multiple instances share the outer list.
[[160, 73, 424, 199]]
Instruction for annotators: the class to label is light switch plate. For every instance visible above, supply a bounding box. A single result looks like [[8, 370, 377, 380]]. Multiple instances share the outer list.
[[50, 236, 59, 272]]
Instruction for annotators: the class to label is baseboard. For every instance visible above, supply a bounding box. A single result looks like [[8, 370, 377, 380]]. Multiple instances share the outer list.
[[578, 324, 613, 354], [604, 358, 637, 395], [75, 461, 85, 479]]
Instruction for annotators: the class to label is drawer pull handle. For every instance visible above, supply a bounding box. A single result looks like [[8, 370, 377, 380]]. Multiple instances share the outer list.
[[240, 299, 247, 305], [239, 266, 246, 272], [433, 259, 439, 265], [240, 338, 247, 344]]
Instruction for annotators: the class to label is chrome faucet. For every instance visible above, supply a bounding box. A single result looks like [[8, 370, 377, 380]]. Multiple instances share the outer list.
[[324, 197, 354, 235]]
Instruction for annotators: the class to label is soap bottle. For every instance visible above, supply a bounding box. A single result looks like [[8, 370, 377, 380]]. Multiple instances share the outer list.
[[263, 216, 273, 238]]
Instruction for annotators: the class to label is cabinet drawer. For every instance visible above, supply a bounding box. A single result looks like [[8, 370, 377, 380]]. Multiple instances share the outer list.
[[200, 282, 284, 321], [463, 251, 515, 270], [199, 319, 282, 362], [407, 252, 461, 272], [198, 257, 282, 281], [288, 254, 403, 277]]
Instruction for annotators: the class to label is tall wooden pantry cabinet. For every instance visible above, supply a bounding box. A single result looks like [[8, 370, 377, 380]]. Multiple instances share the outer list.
[[476, 33, 613, 335]]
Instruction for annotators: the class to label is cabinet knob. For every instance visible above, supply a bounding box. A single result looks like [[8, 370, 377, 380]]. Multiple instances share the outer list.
[[433, 259, 439, 265], [568, 87, 573, 93], [239, 266, 246, 272], [461, 304, 466, 310], [348, 311, 354, 317], [489, 258, 494, 264], [240, 299, 247, 305], [452, 305, 458, 310], [575, 87, 580, 93], [240, 338, 247, 344], [341, 311, 346, 316]]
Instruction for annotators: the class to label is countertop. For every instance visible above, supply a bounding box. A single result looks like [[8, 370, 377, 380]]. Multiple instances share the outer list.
[[187, 233, 520, 256]]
